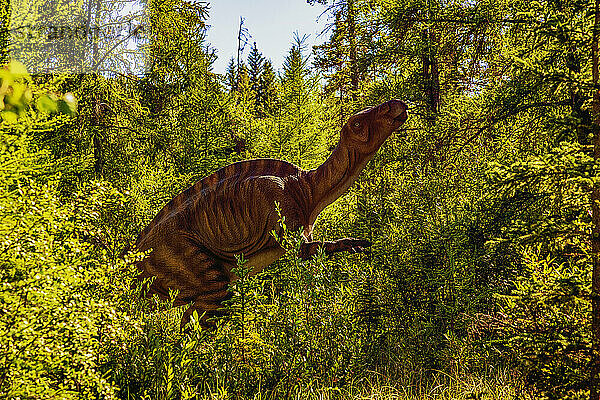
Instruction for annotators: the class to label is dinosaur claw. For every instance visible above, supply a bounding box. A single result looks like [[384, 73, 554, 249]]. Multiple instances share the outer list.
[[353, 246, 371, 255], [329, 238, 374, 256], [351, 239, 371, 247]]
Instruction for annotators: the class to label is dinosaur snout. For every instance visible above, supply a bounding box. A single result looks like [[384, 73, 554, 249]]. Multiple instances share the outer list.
[[385, 99, 408, 123]]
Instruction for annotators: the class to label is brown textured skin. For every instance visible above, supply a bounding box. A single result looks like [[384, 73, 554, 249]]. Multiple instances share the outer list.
[[134, 99, 408, 327]]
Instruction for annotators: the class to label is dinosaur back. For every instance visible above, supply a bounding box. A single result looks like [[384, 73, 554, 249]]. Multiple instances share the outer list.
[[135, 159, 303, 246]]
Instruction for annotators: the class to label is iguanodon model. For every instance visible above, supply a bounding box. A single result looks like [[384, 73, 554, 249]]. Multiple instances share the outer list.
[[134, 99, 408, 327]]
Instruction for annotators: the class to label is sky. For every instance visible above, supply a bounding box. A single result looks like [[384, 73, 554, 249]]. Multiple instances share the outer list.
[[205, 0, 330, 74]]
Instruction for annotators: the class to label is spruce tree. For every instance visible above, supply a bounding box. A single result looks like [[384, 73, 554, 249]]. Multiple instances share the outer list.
[[236, 62, 253, 104], [311, 0, 366, 103], [282, 34, 310, 101], [247, 42, 265, 97], [225, 57, 237, 92], [257, 60, 278, 116]]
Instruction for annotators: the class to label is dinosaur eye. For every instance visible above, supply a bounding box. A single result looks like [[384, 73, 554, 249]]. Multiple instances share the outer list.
[[353, 121, 361, 128]]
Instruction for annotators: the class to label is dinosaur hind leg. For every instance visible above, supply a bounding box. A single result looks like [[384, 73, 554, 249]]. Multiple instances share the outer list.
[[181, 288, 233, 329], [179, 259, 234, 329], [178, 253, 234, 329], [136, 239, 233, 329]]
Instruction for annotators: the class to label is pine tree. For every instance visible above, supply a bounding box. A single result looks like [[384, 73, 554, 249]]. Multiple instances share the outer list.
[[237, 62, 253, 104], [282, 33, 310, 102], [272, 34, 327, 167], [311, 0, 366, 102], [592, 2, 600, 398], [225, 57, 237, 92], [483, 0, 599, 395], [257, 60, 278, 116], [247, 42, 264, 97]]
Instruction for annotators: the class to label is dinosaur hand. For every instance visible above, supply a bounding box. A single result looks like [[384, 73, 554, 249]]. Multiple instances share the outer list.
[[334, 238, 372, 255], [299, 238, 372, 260]]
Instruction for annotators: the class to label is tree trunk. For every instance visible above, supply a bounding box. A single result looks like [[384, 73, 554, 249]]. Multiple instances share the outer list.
[[236, 17, 245, 92], [93, 128, 104, 177], [92, 0, 100, 71], [590, 0, 600, 398], [421, 28, 439, 116], [347, 0, 359, 100], [92, 96, 104, 177]]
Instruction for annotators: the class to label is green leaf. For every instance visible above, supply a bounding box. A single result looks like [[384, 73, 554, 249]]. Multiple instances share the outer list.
[[36, 94, 58, 113], [8, 60, 29, 78], [58, 93, 77, 115], [1, 110, 18, 123], [57, 100, 72, 115]]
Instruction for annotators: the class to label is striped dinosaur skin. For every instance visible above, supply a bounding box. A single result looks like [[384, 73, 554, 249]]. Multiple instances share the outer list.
[[134, 99, 408, 327]]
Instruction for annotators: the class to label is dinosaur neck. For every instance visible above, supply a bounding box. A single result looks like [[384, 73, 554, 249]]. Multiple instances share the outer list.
[[304, 143, 372, 224]]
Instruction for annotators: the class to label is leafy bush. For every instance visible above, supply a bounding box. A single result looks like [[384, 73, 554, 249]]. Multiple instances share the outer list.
[[0, 135, 136, 398], [496, 247, 590, 399]]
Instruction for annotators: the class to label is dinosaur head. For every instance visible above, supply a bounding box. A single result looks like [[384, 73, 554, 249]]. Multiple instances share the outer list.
[[341, 99, 407, 154]]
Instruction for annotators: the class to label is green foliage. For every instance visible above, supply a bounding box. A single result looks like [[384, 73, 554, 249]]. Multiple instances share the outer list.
[[102, 211, 384, 398], [0, 61, 32, 121], [0, 132, 137, 398], [496, 247, 590, 399], [3, 0, 598, 397], [247, 43, 265, 96], [486, 142, 594, 398], [0, 61, 77, 124]]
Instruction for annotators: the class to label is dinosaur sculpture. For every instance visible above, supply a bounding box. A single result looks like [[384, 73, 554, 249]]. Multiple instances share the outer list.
[[134, 99, 408, 326]]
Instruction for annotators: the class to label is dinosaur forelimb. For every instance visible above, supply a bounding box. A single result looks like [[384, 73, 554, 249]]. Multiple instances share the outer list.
[[298, 238, 372, 260]]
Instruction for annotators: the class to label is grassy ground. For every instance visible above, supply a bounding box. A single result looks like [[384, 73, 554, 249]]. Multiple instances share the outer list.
[[339, 371, 530, 400], [195, 369, 530, 400]]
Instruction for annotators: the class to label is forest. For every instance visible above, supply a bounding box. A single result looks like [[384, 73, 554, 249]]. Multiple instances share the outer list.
[[0, 0, 599, 398]]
